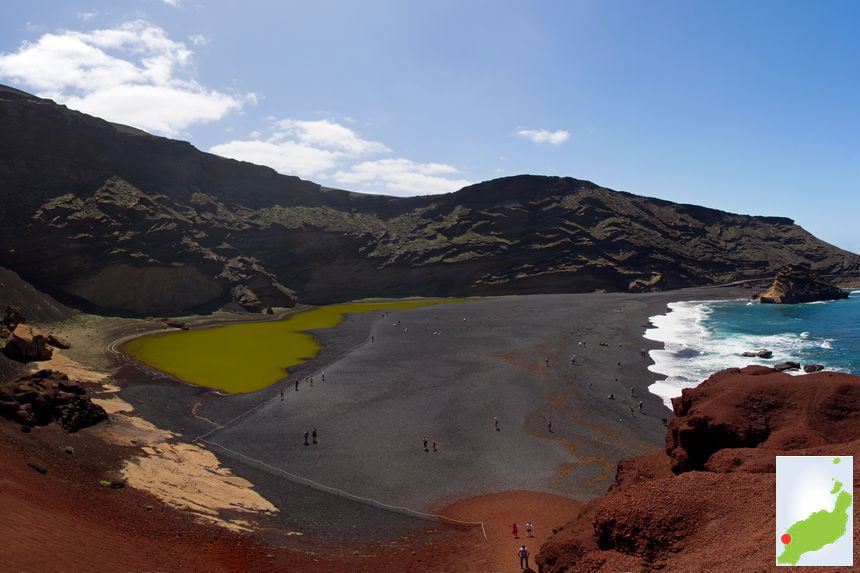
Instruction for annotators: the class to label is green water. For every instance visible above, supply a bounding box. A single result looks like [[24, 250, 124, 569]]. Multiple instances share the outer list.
[[123, 299, 462, 393]]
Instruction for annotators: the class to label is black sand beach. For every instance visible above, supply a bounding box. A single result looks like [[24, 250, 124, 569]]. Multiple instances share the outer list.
[[110, 287, 748, 543]]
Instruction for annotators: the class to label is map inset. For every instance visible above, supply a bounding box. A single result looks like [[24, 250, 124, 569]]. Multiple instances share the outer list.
[[776, 456, 854, 566]]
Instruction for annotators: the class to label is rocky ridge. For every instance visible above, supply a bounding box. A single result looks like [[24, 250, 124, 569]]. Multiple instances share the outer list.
[[2, 85, 859, 314]]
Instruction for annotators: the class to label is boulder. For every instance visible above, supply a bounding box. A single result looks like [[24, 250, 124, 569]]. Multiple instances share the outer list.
[[0, 369, 107, 432], [803, 364, 824, 373], [46, 333, 71, 349], [756, 263, 848, 304], [2, 324, 53, 362], [1, 305, 25, 330], [773, 361, 800, 372], [756, 349, 773, 358]]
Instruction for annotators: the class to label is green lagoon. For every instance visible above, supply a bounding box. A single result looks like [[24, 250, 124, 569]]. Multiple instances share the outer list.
[[123, 299, 461, 393]]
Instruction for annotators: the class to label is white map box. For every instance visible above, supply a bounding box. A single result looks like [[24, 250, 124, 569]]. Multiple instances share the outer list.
[[776, 456, 853, 566]]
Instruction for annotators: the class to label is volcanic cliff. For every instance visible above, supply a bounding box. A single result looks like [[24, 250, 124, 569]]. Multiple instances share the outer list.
[[2, 85, 858, 315], [536, 366, 860, 572]]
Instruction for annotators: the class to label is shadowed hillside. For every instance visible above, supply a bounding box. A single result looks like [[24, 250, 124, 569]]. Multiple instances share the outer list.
[[1, 85, 857, 314]]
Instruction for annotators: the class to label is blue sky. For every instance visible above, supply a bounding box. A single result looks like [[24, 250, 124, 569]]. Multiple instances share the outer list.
[[1, 0, 858, 252]]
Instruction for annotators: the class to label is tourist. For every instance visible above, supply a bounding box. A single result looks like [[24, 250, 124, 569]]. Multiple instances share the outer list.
[[629, 406, 635, 416], [517, 545, 529, 569], [423, 436, 429, 452], [312, 428, 318, 444], [371, 335, 375, 342], [569, 353, 576, 364], [588, 381, 593, 390], [309, 375, 313, 387], [295, 379, 299, 391], [638, 400, 644, 412], [432, 439, 437, 452], [304, 431, 309, 446], [494, 416, 500, 431], [608, 393, 615, 400], [547, 419, 552, 433], [280, 388, 284, 401], [525, 521, 533, 537], [512, 523, 519, 539], [545, 358, 550, 367], [321, 371, 326, 382], [630, 386, 635, 396]]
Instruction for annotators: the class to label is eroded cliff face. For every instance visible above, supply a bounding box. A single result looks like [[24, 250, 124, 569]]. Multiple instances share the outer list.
[[2, 85, 859, 315], [756, 263, 849, 304], [536, 367, 860, 572]]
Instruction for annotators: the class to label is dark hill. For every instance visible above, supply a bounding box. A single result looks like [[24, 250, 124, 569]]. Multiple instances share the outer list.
[[1, 85, 858, 314]]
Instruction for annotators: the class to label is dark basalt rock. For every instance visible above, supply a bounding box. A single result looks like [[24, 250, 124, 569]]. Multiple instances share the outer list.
[[803, 364, 825, 373], [756, 263, 849, 304], [0, 369, 107, 432], [1, 85, 858, 315]]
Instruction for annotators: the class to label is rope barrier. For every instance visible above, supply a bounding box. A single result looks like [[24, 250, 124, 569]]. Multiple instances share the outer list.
[[199, 438, 487, 540]]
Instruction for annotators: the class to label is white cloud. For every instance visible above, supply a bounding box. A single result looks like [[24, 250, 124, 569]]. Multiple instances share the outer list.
[[275, 119, 389, 155], [161, 0, 181, 6], [0, 20, 244, 135], [210, 120, 470, 195], [210, 139, 343, 178], [516, 128, 570, 145], [334, 159, 471, 196], [188, 34, 208, 46], [77, 11, 98, 22]]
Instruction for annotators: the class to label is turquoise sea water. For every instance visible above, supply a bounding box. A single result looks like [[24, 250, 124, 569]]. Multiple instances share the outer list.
[[645, 290, 860, 407]]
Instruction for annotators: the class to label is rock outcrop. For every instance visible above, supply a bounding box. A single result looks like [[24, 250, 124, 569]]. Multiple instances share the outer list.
[[536, 367, 860, 572], [0, 369, 107, 431], [1, 85, 859, 315], [2, 323, 53, 362], [756, 263, 849, 304]]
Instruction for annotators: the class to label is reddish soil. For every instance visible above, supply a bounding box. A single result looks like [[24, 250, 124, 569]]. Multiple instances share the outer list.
[[537, 367, 860, 572], [0, 417, 587, 572]]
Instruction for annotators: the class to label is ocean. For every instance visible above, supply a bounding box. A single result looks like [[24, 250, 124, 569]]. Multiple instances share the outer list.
[[645, 290, 860, 408]]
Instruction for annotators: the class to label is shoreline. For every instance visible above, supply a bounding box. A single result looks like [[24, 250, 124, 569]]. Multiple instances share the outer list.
[[2, 286, 753, 572]]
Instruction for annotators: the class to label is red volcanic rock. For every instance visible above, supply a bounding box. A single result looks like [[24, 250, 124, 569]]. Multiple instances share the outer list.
[[667, 367, 860, 473], [536, 369, 860, 572], [0, 369, 106, 431]]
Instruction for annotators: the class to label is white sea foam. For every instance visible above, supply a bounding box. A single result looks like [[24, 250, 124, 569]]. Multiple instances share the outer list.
[[644, 300, 833, 409]]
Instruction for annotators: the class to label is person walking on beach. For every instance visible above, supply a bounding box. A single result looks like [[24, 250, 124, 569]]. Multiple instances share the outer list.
[[432, 439, 437, 452], [547, 419, 552, 433], [638, 400, 644, 412], [295, 379, 299, 391], [321, 371, 326, 382], [517, 545, 529, 569], [280, 388, 284, 401], [525, 521, 533, 537], [545, 358, 550, 367], [304, 431, 309, 446], [512, 523, 519, 539], [371, 335, 374, 342], [423, 436, 429, 452], [309, 375, 314, 387], [630, 386, 635, 396], [312, 428, 317, 445], [494, 416, 500, 431]]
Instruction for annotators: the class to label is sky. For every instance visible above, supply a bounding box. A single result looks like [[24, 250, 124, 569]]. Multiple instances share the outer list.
[[0, 0, 858, 252]]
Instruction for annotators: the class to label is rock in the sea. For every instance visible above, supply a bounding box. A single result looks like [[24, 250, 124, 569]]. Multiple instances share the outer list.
[[2, 323, 53, 362], [773, 361, 801, 372], [740, 349, 772, 358], [0, 369, 107, 432], [756, 263, 848, 304], [46, 333, 71, 349], [803, 364, 825, 373]]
